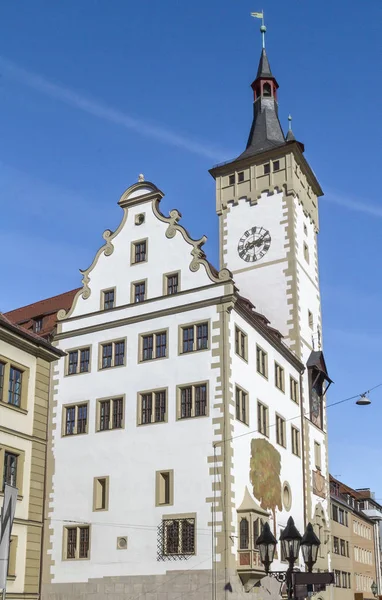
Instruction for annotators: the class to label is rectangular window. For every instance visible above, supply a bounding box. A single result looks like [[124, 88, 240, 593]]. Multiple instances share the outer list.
[[308, 310, 313, 329], [98, 397, 124, 431], [273, 160, 280, 171], [93, 477, 109, 511], [264, 163, 270, 175], [238, 171, 244, 182], [291, 426, 300, 456], [340, 539, 346, 556], [140, 331, 167, 361], [276, 414, 286, 447], [332, 504, 339, 522], [156, 470, 173, 506], [178, 383, 208, 419], [166, 273, 179, 295], [100, 340, 125, 369], [314, 441, 321, 470], [63, 403, 88, 436], [235, 386, 248, 425], [8, 367, 22, 407], [335, 570, 341, 587], [133, 240, 147, 264], [162, 517, 195, 556], [133, 281, 146, 303], [67, 347, 91, 375], [3, 452, 18, 489], [333, 536, 339, 554], [229, 174, 235, 185], [256, 346, 268, 378], [181, 322, 209, 353], [303, 242, 310, 263], [342, 572, 348, 588], [139, 390, 167, 425], [235, 327, 247, 361], [64, 526, 90, 560], [102, 289, 115, 310], [257, 402, 268, 436], [338, 508, 346, 525], [274, 363, 285, 392], [0, 362, 5, 401], [290, 376, 299, 404]]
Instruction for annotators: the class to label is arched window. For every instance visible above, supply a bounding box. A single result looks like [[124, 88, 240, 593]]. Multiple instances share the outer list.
[[263, 82, 272, 97], [240, 518, 249, 550]]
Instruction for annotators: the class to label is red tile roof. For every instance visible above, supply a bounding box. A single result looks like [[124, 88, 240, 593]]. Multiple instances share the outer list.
[[4, 288, 80, 340], [0, 312, 64, 356]]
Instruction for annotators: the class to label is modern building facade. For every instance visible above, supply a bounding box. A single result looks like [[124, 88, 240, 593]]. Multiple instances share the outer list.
[[0, 314, 63, 600], [8, 32, 332, 600], [330, 476, 379, 600]]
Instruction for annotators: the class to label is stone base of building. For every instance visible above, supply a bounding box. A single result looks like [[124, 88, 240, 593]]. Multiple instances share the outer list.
[[42, 568, 284, 600]]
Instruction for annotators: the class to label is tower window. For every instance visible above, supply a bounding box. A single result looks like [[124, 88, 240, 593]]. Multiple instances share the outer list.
[[308, 310, 313, 329], [229, 174, 235, 185], [238, 171, 244, 182], [263, 82, 272, 97], [303, 242, 310, 263], [263, 163, 270, 175], [273, 160, 280, 172], [304, 223, 308, 236]]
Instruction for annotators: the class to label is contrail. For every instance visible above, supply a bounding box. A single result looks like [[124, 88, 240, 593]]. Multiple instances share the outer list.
[[0, 56, 228, 161]]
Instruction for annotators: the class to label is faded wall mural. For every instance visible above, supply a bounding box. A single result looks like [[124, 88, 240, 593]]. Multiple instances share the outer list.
[[250, 438, 282, 537]]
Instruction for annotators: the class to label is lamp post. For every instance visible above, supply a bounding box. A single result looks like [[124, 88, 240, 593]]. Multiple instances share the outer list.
[[256, 517, 321, 600]]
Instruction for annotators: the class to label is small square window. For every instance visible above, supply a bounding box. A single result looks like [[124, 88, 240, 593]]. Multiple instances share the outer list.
[[238, 171, 244, 182], [264, 163, 270, 175], [229, 174, 235, 185], [273, 160, 280, 171]]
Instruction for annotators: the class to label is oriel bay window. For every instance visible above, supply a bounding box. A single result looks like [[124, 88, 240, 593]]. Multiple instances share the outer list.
[[100, 339, 125, 369], [237, 492, 268, 572], [140, 331, 167, 361], [307, 351, 332, 430], [180, 322, 209, 353], [178, 383, 208, 419], [138, 389, 167, 425], [67, 347, 91, 375], [63, 403, 88, 436], [64, 525, 90, 560], [97, 397, 124, 431]]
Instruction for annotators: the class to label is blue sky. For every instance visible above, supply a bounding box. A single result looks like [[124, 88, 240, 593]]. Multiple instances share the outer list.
[[1, 1, 382, 498]]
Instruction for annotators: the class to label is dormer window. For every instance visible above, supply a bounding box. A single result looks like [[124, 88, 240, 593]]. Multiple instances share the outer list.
[[34, 318, 43, 333], [263, 82, 272, 97]]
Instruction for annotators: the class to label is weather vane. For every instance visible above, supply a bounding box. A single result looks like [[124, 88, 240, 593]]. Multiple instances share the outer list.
[[251, 10, 266, 48]]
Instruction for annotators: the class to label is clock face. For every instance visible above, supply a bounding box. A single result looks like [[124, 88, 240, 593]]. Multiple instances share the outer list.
[[237, 227, 271, 263]]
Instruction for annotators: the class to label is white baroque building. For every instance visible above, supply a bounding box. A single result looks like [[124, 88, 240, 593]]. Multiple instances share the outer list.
[[41, 41, 332, 600]]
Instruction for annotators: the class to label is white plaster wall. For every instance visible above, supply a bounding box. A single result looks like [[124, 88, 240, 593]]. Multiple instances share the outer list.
[[222, 191, 290, 337], [229, 310, 305, 571], [70, 197, 213, 319], [50, 304, 221, 582]]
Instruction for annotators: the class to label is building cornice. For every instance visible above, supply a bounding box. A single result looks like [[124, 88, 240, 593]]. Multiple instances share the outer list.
[[0, 324, 64, 361]]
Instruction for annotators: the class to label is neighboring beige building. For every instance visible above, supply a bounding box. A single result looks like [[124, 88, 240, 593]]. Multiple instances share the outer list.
[[331, 476, 378, 600], [0, 314, 63, 600]]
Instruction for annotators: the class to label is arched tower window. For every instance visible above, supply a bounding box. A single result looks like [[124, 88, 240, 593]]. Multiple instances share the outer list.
[[263, 82, 272, 97], [240, 518, 249, 549]]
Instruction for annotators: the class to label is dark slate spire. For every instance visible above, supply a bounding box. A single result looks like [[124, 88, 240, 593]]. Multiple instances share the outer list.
[[236, 47, 287, 160], [286, 114, 296, 141], [256, 48, 273, 78]]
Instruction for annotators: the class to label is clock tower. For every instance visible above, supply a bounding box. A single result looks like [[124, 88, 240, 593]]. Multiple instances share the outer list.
[[209, 31, 332, 569]]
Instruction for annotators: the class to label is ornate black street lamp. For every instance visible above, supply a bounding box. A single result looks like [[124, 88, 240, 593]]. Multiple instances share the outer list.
[[301, 523, 320, 572], [256, 517, 321, 600]]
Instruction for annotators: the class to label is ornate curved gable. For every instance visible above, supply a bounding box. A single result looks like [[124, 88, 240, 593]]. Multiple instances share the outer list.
[[59, 178, 231, 320]]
